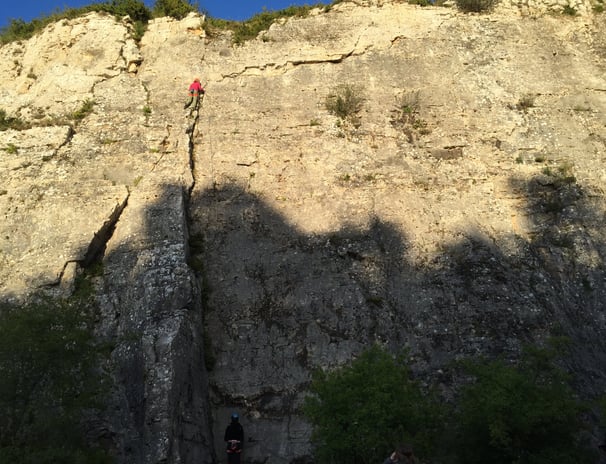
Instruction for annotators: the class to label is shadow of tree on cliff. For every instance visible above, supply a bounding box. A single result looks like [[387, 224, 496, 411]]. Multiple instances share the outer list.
[[190, 173, 606, 433]]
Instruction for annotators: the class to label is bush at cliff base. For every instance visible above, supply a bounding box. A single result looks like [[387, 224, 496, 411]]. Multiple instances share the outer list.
[[303, 344, 446, 464], [453, 339, 599, 464], [0, 297, 112, 464], [303, 341, 600, 464]]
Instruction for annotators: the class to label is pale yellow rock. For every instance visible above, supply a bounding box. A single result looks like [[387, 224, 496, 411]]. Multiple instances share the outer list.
[[0, 3, 605, 462]]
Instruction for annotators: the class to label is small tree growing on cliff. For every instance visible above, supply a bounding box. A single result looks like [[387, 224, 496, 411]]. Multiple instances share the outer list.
[[303, 345, 446, 464]]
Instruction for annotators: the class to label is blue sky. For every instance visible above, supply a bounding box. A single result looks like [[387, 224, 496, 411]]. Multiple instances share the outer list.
[[0, 1, 330, 29]]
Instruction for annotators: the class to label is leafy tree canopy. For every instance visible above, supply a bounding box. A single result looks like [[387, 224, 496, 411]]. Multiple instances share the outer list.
[[303, 340, 600, 464], [0, 296, 111, 463], [453, 339, 598, 464], [303, 345, 446, 464], [152, 0, 198, 20]]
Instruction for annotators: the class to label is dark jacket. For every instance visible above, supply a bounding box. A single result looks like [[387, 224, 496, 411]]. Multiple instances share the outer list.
[[224, 421, 244, 443]]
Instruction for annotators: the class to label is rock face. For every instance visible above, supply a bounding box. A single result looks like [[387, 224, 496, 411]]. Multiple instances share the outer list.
[[1, 1, 606, 463], [1, 10, 213, 464]]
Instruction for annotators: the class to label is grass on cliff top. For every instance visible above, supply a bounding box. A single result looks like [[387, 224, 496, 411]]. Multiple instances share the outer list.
[[0, 2, 143, 44], [204, 2, 341, 44], [0, 0, 336, 45], [0, 0, 199, 44]]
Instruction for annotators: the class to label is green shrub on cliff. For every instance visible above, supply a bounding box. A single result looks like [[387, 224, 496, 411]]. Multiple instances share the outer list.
[[204, 4, 322, 44], [106, 0, 151, 22], [152, 0, 197, 20], [0, 1, 152, 44], [325, 84, 365, 121], [0, 0, 151, 43], [70, 99, 95, 122], [0, 18, 38, 43], [0, 109, 28, 131], [455, 0, 499, 12], [0, 296, 111, 463]]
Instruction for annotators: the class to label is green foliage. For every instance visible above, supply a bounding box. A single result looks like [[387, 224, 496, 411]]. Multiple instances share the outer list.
[[322, 0, 346, 11], [102, 0, 150, 40], [203, 2, 343, 44], [303, 345, 445, 464], [390, 90, 432, 142], [0, 108, 28, 131], [455, 0, 499, 12], [304, 340, 596, 464], [453, 340, 597, 464], [0, 18, 38, 43], [204, 5, 319, 44], [0, 296, 111, 463], [233, 6, 313, 44], [408, 0, 433, 6], [325, 84, 365, 121], [394, 90, 420, 118], [598, 396, 606, 430], [0, 0, 337, 45], [131, 19, 147, 41], [202, 17, 239, 37], [0, 1, 151, 44], [4, 143, 19, 154], [70, 99, 95, 122], [152, 0, 198, 20], [105, 0, 151, 22], [391, 90, 429, 136], [516, 93, 535, 112], [542, 161, 576, 186]]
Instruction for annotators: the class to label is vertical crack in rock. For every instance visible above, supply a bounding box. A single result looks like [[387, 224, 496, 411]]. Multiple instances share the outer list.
[[82, 193, 129, 270], [184, 99, 217, 464], [57, 125, 76, 149], [185, 103, 201, 199], [150, 125, 172, 172]]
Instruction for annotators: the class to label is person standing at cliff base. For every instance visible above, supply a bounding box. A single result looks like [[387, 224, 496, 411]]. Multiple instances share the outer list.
[[224, 412, 244, 464], [184, 77, 205, 110]]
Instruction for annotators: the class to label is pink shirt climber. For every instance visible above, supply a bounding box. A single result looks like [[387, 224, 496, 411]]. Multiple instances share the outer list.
[[188, 79, 204, 96]]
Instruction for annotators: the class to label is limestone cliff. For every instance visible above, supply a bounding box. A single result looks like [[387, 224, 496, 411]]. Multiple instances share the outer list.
[[1, 1, 606, 463]]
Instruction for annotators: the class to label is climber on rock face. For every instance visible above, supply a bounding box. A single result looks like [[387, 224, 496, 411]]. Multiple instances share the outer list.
[[184, 77, 205, 110]]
